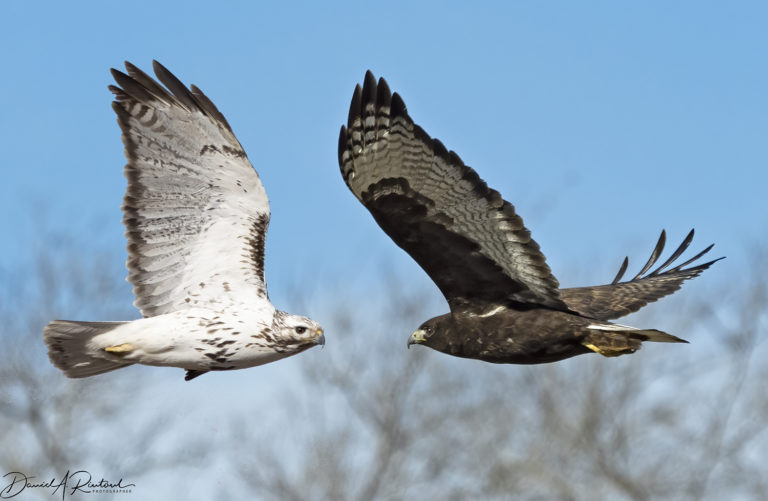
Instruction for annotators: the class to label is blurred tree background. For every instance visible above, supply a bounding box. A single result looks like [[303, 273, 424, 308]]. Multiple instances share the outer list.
[[1, 239, 765, 500], [230, 249, 768, 501], [0, 242, 211, 498], [2, 2, 766, 499]]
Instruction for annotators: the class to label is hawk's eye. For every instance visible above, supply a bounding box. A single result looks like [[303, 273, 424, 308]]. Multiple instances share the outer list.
[[294, 326, 307, 334]]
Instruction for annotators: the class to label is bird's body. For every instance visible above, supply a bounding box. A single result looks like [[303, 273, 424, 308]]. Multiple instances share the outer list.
[[47, 307, 321, 378], [339, 71, 721, 364], [414, 309, 594, 364], [413, 307, 679, 364], [44, 62, 323, 380]]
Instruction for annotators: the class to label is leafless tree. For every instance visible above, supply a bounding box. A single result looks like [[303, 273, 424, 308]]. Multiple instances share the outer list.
[[0, 241, 210, 498], [6, 238, 764, 500], [233, 252, 768, 501]]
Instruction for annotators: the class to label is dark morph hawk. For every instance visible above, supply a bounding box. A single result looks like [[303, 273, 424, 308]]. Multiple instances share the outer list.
[[338, 71, 721, 364], [44, 61, 324, 381]]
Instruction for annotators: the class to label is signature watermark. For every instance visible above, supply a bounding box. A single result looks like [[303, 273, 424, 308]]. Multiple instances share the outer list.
[[1, 470, 134, 499]]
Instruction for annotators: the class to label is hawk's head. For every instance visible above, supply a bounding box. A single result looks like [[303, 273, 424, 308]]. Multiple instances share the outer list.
[[274, 312, 325, 351], [408, 313, 453, 353]]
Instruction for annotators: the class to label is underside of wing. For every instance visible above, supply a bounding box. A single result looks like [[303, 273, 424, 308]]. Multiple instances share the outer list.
[[338, 71, 567, 312], [560, 230, 723, 320], [111, 61, 271, 317]]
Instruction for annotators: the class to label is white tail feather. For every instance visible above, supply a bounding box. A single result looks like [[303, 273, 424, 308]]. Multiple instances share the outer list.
[[588, 322, 687, 343], [587, 322, 639, 331], [43, 320, 134, 378]]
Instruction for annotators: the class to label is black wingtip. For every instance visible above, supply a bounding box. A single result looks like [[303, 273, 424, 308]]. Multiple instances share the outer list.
[[347, 84, 362, 128], [673, 253, 725, 275], [706, 255, 726, 266], [338, 125, 348, 167], [362, 70, 377, 108], [107, 84, 123, 96], [632, 230, 667, 280], [448, 150, 464, 167], [433, 138, 448, 158], [649, 228, 696, 276], [189, 82, 234, 132], [110, 100, 123, 114], [612, 256, 629, 284], [364, 69, 376, 87], [391, 92, 407, 118], [151, 59, 164, 75], [619, 230, 723, 281], [110, 68, 155, 104], [110, 67, 131, 87], [151, 60, 199, 111], [376, 77, 392, 109], [124, 60, 140, 74]]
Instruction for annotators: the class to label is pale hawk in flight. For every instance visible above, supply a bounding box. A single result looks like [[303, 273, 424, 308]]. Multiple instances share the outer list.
[[44, 61, 324, 381]]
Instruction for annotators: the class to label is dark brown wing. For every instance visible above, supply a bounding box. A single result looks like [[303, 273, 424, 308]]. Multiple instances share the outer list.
[[338, 71, 567, 312], [560, 230, 723, 320]]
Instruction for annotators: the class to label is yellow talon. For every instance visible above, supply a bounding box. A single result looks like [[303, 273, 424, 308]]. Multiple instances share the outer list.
[[583, 342, 624, 357], [105, 343, 134, 354], [583, 342, 602, 354]]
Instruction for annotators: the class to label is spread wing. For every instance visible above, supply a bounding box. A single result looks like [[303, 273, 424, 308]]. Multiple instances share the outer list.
[[111, 61, 272, 318], [338, 71, 567, 312], [560, 230, 724, 320]]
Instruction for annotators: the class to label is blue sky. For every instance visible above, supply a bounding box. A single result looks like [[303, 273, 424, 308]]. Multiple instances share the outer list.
[[1, 2, 766, 497], [1, 1, 765, 311]]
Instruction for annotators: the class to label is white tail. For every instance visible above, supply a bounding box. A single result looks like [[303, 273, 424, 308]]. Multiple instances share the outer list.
[[587, 322, 687, 343], [43, 320, 133, 378]]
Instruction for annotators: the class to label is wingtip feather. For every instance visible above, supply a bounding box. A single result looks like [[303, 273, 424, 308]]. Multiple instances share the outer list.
[[376, 77, 392, 108], [391, 92, 407, 118], [348, 84, 362, 128], [338, 125, 348, 167], [151, 60, 199, 111], [362, 70, 377, 106]]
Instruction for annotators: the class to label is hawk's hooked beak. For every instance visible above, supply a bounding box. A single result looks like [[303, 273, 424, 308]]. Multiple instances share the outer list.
[[408, 329, 426, 349], [315, 328, 325, 348]]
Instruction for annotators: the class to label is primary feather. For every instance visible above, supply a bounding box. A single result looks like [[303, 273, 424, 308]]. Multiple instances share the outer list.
[[560, 229, 723, 320]]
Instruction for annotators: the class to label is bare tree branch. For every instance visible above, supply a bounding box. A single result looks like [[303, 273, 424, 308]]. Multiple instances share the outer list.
[[230, 250, 768, 500], [0, 242, 213, 493]]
